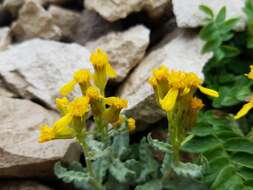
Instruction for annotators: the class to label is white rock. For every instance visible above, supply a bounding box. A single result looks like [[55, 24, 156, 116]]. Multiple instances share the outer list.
[[85, 0, 170, 22], [0, 180, 53, 190], [0, 80, 15, 97], [172, 0, 247, 31], [49, 5, 80, 40], [0, 97, 81, 177], [119, 29, 212, 126], [0, 39, 91, 109], [87, 25, 150, 82], [0, 27, 11, 51], [73, 10, 123, 45], [11, 0, 62, 42]]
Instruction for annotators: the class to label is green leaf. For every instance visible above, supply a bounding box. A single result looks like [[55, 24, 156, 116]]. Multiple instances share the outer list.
[[211, 165, 235, 188], [232, 153, 253, 169], [172, 162, 203, 178], [161, 153, 171, 175], [224, 138, 253, 155], [199, 5, 214, 19], [202, 38, 221, 53], [239, 167, 253, 180], [54, 162, 91, 190], [112, 132, 130, 160], [220, 18, 239, 33], [147, 133, 172, 153], [135, 180, 162, 190], [182, 136, 221, 153], [109, 159, 136, 183], [191, 123, 214, 136], [93, 157, 110, 183], [215, 7, 226, 24]]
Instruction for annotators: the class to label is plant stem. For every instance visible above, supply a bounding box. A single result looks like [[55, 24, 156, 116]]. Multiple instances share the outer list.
[[76, 133, 103, 190]]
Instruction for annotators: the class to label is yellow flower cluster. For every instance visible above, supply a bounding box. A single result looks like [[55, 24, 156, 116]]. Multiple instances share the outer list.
[[39, 48, 135, 143], [149, 65, 219, 112]]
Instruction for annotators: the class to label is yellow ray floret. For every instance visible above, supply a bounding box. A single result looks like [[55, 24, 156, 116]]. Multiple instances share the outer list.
[[128, 117, 136, 132], [159, 88, 179, 112], [86, 86, 102, 102], [39, 114, 75, 142], [234, 97, 253, 120], [245, 65, 253, 80], [59, 69, 91, 96]]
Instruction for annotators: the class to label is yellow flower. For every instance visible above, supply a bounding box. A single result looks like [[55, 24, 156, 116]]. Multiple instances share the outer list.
[[103, 97, 128, 123], [245, 65, 253, 80], [39, 114, 75, 142], [190, 97, 204, 110], [56, 97, 70, 114], [86, 86, 104, 116], [60, 69, 91, 96], [234, 97, 253, 120], [90, 48, 117, 94], [148, 66, 219, 112], [128, 117, 136, 132], [68, 96, 90, 117]]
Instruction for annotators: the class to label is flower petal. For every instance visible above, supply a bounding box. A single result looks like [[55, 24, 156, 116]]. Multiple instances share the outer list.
[[160, 88, 179, 112], [59, 80, 76, 96], [234, 102, 253, 120], [198, 85, 219, 98], [106, 64, 117, 78]]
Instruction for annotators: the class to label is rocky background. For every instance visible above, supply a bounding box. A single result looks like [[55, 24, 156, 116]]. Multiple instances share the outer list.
[[0, 0, 245, 189]]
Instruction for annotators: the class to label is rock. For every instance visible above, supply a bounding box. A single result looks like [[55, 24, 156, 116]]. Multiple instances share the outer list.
[[85, 0, 170, 22], [0, 80, 15, 97], [0, 97, 81, 177], [0, 4, 12, 26], [11, 0, 61, 42], [3, 0, 25, 17], [73, 10, 123, 45], [118, 29, 212, 127], [0, 27, 11, 51], [172, 0, 246, 31], [0, 180, 53, 190], [86, 25, 150, 82], [49, 5, 80, 41], [0, 39, 91, 109]]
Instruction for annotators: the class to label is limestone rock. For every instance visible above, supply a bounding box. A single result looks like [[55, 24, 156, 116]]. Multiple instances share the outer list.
[[0, 39, 91, 109], [0, 180, 53, 190], [11, 0, 61, 42], [0, 27, 11, 51], [118, 29, 212, 126], [0, 97, 81, 177], [0, 80, 15, 97], [3, 0, 25, 17], [87, 25, 150, 82], [49, 5, 80, 40], [73, 10, 123, 45], [172, 0, 247, 31], [85, 0, 170, 22]]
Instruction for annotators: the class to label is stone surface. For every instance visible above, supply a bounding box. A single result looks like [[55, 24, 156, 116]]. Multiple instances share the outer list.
[[0, 80, 15, 97], [11, 0, 61, 42], [0, 39, 91, 109], [85, 0, 170, 22], [172, 0, 247, 31], [0, 97, 81, 177], [49, 5, 80, 40], [3, 0, 25, 17], [87, 25, 150, 82], [73, 10, 123, 45], [0, 180, 53, 190], [118, 29, 212, 126], [0, 27, 11, 51]]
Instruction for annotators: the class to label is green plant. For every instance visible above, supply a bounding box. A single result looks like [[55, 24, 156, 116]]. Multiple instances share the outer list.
[[182, 110, 253, 190]]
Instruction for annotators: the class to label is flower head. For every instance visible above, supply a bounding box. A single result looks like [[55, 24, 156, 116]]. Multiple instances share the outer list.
[[39, 114, 75, 143], [60, 69, 91, 96], [90, 48, 117, 94], [149, 65, 219, 112], [103, 97, 128, 123], [190, 97, 204, 110], [234, 96, 253, 120], [86, 86, 104, 116], [56, 97, 69, 114], [68, 96, 90, 117], [128, 117, 136, 132]]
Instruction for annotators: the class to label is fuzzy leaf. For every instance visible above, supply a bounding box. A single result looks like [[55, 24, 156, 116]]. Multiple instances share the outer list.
[[135, 180, 162, 190], [147, 133, 172, 153]]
